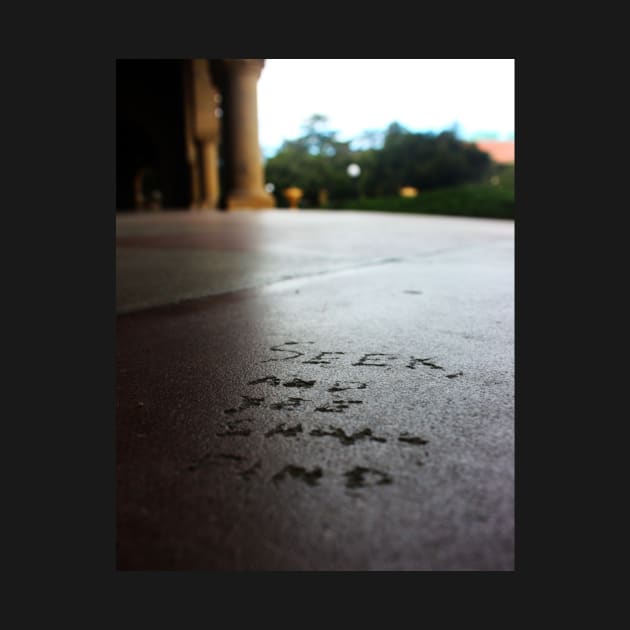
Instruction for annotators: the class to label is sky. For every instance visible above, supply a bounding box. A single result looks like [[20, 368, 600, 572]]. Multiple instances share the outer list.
[[257, 59, 514, 158]]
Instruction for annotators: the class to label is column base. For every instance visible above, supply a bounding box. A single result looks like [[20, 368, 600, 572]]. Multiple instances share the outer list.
[[189, 201, 218, 211], [225, 191, 276, 210]]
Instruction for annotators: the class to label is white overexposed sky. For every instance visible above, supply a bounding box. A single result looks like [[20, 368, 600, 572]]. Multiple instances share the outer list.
[[257, 59, 514, 157]]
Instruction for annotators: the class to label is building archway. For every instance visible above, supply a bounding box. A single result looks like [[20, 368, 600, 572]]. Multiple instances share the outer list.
[[116, 118, 160, 210]]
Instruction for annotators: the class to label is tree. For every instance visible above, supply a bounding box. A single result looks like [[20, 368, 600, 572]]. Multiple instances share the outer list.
[[298, 114, 342, 157], [265, 115, 357, 206], [264, 116, 493, 207]]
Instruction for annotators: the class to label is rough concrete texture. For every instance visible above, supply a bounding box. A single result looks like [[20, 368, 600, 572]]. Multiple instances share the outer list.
[[116, 210, 514, 571]]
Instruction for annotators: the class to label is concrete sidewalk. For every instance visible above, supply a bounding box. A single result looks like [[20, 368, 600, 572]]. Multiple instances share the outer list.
[[116, 209, 514, 570]]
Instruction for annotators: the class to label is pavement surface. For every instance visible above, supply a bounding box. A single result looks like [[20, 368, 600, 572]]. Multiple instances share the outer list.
[[116, 209, 514, 571]]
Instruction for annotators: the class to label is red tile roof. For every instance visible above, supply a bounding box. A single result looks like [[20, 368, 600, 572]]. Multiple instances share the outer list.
[[475, 140, 514, 164]]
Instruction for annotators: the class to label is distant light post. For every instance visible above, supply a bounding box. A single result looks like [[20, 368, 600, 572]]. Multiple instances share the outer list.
[[347, 163, 361, 201]]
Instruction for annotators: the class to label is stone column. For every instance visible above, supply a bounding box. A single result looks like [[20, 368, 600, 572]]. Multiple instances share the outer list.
[[184, 59, 222, 209], [199, 136, 220, 208], [182, 61, 203, 208], [209, 59, 275, 210]]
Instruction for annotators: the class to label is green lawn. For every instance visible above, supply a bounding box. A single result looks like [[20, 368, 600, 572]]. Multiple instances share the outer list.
[[333, 181, 514, 219]]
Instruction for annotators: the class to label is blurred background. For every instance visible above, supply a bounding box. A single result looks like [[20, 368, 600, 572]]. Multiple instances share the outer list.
[[116, 59, 514, 219]]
